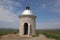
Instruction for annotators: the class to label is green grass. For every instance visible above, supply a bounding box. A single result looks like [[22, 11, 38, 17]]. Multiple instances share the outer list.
[[36, 30, 60, 40], [0, 29, 19, 36], [0, 29, 60, 40]]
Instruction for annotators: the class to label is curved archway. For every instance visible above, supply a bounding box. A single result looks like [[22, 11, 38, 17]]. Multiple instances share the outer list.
[[24, 23, 28, 35]]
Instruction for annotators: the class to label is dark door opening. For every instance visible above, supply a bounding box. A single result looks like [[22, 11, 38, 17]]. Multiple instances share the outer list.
[[24, 23, 28, 35]]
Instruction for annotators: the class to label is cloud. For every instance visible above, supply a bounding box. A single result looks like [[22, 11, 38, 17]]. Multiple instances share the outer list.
[[37, 22, 60, 29], [39, 0, 60, 14], [0, 0, 22, 12], [42, 4, 46, 8], [36, 18, 60, 29], [49, 0, 60, 14], [0, 0, 19, 22], [0, 0, 21, 29], [0, 21, 19, 29]]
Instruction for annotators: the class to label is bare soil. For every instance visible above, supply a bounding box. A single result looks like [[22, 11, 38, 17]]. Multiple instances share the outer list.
[[0, 34, 55, 40]]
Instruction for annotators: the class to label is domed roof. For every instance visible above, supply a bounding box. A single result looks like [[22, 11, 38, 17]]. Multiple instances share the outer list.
[[21, 7, 33, 15]]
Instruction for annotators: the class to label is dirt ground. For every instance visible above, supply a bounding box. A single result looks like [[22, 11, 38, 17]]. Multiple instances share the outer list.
[[0, 34, 55, 40]]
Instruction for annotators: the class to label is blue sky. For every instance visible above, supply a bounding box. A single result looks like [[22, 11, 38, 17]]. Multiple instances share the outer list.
[[0, 0, 60, 29]]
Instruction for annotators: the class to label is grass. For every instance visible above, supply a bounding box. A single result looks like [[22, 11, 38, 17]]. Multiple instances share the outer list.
[[36, 30, 60, 40], [0, 29, 60, 40], [0, 29, 19, 36]]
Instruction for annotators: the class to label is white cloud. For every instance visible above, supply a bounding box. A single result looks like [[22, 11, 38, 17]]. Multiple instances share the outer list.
[[0, 0, 20, 28], [0, 0, 22, 12], [0, 1, 18, 22], [37, 21, 60, 29], [42, 4, 46, 8], [0, 0, 22, 22], [36, 18, 60, 29], [50, 0, 60, 14]]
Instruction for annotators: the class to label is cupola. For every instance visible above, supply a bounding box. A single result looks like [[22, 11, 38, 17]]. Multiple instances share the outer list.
[[22, 7, 33, 15]]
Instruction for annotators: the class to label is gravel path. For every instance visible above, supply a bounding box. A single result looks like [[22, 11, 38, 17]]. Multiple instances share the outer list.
[[0, 34, 55, 40]]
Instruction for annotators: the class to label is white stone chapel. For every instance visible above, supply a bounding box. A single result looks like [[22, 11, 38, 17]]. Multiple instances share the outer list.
[[19, 7, 36, 37]]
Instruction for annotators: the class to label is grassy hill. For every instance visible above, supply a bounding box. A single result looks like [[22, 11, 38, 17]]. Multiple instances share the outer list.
[[0, 28, 19, 36], [0, 28, 60, 40], [36, 29, 60, 40]]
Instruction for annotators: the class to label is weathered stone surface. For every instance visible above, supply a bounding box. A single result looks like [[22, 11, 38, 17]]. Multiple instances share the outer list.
[[19, 15, 36, 36]]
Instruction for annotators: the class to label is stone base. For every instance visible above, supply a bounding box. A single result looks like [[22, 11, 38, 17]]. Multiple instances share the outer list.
[[19, 35, 32, 37]]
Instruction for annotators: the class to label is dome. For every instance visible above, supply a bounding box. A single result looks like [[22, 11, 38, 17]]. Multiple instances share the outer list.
[[22, 10, 33, 15], [21, 7, 33, 15]]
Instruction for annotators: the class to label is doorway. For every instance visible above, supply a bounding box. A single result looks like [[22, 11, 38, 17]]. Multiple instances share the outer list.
[[24, 23, 28, 35]]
